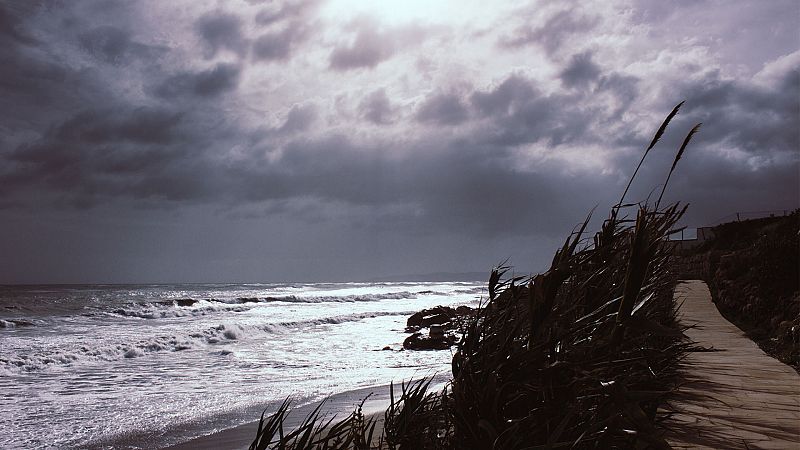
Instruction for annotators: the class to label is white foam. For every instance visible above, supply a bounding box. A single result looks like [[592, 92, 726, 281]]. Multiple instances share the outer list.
[[0, 280, 485, 449], [109, 301, 250, 319]]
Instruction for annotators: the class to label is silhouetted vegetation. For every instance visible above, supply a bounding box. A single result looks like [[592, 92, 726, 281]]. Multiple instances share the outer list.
[[249, 103, 700, 449]]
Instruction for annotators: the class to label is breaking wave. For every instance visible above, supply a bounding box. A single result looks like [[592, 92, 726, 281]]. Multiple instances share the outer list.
[[0, 334, 196, 373], [0, 311, 410, 373], [108, 300, 252, 319], [0, 319, 37, 329], [102, 290, 460, 320], [257, 311, 413, 332], [235, 291, 424, 304]]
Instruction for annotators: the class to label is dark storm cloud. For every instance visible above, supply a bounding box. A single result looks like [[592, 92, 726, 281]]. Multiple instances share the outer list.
[[252, 25, 310, 61], [559, 51, 601, 88], [251, 0, 320, 62], [153, 63, 242, 99], [0, 2, 37, 45], [0, 2, 245, 210], [195, 11, 247, 57], [78, 26, 165, 63], [195, 2, 319, 63], [601, 63, 799, 220], [499, 9, 598, 55], [470, 76, 590, 147], [596, 73, 640, 118], [278, 104, 317, 133], [415, 93, 470, 125], [470, 75, 537, 116], [5, 107, 186, 197], [358, 89, 395, 125], [49, 108, 183, 145], [671, 67, 799, 156], [0, 4, 120, 137], [253, 132, 597, 236], [0, 0, 797, 283], [2, 9, 795, 236], [663, 147, 799, 219]]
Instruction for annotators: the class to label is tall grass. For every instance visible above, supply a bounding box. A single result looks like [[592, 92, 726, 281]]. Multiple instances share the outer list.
[[249, 104, 700, 449]]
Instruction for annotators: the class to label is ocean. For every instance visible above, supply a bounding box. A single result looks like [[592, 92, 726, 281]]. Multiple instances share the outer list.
[[0, 282, 485, 449]]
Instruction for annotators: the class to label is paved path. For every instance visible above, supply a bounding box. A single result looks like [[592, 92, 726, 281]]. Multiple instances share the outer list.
[[665, 280, 800, 449]]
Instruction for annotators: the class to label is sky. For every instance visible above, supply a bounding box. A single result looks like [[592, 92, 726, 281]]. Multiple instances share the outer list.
[[0, 0, 798, 284]]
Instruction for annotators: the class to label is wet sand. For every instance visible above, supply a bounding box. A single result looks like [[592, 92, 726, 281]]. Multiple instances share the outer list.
[[163, 383, 408, 450]]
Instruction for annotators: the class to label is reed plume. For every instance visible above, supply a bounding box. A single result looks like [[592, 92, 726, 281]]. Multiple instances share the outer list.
[[656, 123, 702, 209]]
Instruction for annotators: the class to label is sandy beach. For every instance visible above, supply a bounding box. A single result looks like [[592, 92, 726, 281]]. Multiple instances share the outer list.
[[164, 382, 435, 450]]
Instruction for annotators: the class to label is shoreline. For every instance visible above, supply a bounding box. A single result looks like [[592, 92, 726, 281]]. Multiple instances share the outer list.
[[163, 377, 449, 450]]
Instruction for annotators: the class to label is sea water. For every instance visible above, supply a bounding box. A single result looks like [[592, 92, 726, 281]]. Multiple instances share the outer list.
[[0, 282, 484, 449]]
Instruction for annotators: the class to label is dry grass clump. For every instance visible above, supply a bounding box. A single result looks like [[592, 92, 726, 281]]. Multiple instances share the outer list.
[[249, 103, 701, 449], [448, 203, 689, 449], [249, 397, 379, 450]]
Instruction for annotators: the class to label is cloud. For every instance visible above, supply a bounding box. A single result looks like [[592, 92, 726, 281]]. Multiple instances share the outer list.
[[0, 3, 36, 45], [2, 105, 199, 208], [464, 75, 592, 149], [358, 89, 395, 125], [252, 25, 310, 62], [470, 75, 537, 116], [328, 20, 428, 71], [559, 51, 601, 88], [51, 108, 183, 145], [499, 9, 598, 55], [255, 0, 320, 26], [195, 11, 247, 58], [278, 103, 317, 133], [0, 0, 797, 282], [243, 132, 600, 237], [153, 63, 242, 99], [595, 73, 640, 117], [8, 107, 182, 167], [673, 68, 799, 156], [250, 0, 320, 62], [78, 26, 164, 63], [329, 22, 395, 70], [415, 93, 469, 125], [754, 50, 800, 87]]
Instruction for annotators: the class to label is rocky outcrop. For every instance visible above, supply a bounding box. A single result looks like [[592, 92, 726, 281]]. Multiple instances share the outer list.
[[402, 305, 475, 350], [403, 332, 457, 350]]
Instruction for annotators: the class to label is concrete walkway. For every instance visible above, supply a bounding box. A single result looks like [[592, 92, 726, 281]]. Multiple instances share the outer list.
[[665, 280, 800, 449]]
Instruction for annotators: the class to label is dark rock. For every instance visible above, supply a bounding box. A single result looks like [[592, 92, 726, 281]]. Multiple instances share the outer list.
[[403, 332, 455, 350], [402, 304, 475, 349], [455, 305, 473, 315], [174, 299, 198, 307], [405, 305, 475, 331], [430, 324, 445, 338], [158, 299, 198, 307], [406, 305, 456, 330], [381, 346, 392, 351]]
